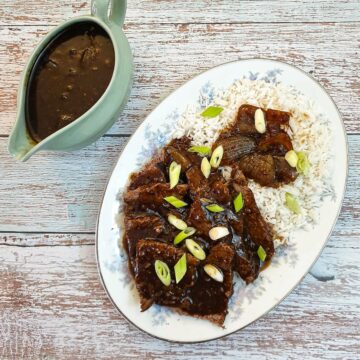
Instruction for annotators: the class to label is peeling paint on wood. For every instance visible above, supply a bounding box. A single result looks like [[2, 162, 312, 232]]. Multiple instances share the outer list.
[[0, 23, 359, 136], [0, 135, 358, 233], [1, 0, 360, 25], [0, 0, 359, 358], [0, 239, 359, 359]]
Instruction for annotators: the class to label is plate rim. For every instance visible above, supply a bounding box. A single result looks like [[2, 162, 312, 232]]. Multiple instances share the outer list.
[[95, 57, 349, 344]]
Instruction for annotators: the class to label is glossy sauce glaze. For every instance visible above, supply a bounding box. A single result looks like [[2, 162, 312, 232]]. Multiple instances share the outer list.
[[26, 22, 115, 142], [122, 105, 298, 325]]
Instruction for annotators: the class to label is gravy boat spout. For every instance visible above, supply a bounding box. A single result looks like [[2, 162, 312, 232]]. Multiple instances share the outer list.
[[8, 0, 133, 162]]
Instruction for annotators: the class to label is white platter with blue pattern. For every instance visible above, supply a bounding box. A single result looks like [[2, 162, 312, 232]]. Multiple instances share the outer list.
[[96, 59, 347, 343]]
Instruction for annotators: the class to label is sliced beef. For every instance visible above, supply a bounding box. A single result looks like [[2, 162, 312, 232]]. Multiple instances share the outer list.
[[232, 104, 260, 136], [165, 146, 193, 170], [124, 183, 188, 212], [128, 164, 166, 190], [183, 242, 235, 325], [266, 108, 290, 135], [164, 137, 200, 170], [257, 132, 293, 156], [274, 156, 298, 184], [208, 177, 231, 204], [124, 213, 165, 271], [233, 238, 260, 284], [238, 154, 276, 187], [135, 240, 199, 311], [186, 166, 206, 197], [230, 165, 248, 193], [240, 186, 274, 258], [214, 135, 256, 165], [238, 153, 297, 187], [229, 214, 260, 284], [186, 197, 212, 236]]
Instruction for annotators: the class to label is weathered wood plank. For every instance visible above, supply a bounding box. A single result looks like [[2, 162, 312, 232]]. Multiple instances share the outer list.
[[1, 0, 359, 26], [0, 136, 128, 233], [0, 23, 359, 136], [0, 237, 358, 359], [0, 135, 357, 234]]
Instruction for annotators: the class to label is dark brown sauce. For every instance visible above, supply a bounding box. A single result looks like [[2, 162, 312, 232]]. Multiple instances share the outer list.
[[122, 104, 298, 324], [26, 22, 115, 142]]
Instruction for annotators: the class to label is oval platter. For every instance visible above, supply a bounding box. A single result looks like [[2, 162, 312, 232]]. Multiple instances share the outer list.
[[96, 59, 348, 343]]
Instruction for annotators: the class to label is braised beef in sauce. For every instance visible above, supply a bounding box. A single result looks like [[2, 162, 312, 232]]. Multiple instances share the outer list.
[[123, 104, 297, 325], [26, 22, 115, 142]]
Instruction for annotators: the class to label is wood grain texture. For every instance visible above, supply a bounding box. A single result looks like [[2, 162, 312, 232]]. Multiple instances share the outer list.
[[1, 0, 359, 358], [0, 234, 359, 359], [1, 23, 359, 136], [0, 134, 358, 234], [0, 136, 128, 232], [1, 0, 360, 25]]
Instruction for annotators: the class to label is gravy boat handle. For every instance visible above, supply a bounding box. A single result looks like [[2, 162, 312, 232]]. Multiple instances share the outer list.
[[91, 0, 127, 27]]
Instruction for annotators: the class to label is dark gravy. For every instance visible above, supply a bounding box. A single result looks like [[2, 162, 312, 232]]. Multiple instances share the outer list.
[[26, 22, 115, 142]]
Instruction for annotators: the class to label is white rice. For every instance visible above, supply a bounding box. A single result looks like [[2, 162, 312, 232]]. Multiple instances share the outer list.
[[173, 78, 333, 244]]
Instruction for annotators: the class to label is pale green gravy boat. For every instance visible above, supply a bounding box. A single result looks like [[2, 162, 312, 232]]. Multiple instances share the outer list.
[[8, 0, 133, 161]]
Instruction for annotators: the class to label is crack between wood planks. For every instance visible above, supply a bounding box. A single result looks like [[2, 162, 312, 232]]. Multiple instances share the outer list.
[[0, 242, 94, 247], [0, 230, 95, 235], [1, 21, 360, 28]]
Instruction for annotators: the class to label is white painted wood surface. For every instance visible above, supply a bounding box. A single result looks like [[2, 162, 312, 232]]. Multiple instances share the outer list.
[[1, 23, 360, 135], [0, 0, 359, 358]]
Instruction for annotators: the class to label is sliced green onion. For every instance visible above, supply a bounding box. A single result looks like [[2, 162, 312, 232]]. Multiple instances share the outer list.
[[185, 239, 206, 260], [200, 197, 212, 205], [174, 227, 196, 245], [169, 161, 181, 189], [296, 151, 310, 175], [201, 106, 223, 118], [174, 254, 187, 284], [257, 245, 267, 262], [233, 192, 244, 213], [285, 150, 298, 168], [164, 196, 187, 208], [154, 260, 171, 286], [167, 214, 187, 230], [285, 192, 301, 214], [210, 145, 224, 168], [203, 264, 224, 282], [254, 108, 266, 134], [201, 157, 211, 178], [188, 146, 211, 156], [209, 226, 229, 241], [206, 204, 225, 213]]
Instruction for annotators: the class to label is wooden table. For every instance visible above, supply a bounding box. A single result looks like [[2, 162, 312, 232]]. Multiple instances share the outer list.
[[1, 1, 359, 358]]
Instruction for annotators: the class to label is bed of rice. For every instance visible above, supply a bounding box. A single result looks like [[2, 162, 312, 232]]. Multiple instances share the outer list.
[[173, 78, 333, 245]]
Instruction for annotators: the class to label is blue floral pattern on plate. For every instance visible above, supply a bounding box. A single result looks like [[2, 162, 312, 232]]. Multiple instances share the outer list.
[[97, 60, 345, 342], [116, 68, 322, 326]]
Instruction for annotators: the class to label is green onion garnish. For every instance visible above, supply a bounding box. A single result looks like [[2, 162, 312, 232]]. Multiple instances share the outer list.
[[188, 146, 211, 156], [174, 227, 196, 245], [201, 157, 211, 178], [174, 254, 187, 284], [285, 192, 301, 214], [201, 106, 223, 118], [154, 260, 171, 286], [164, 196, 187, 208], [209, 145, 224, 168], [296, 151, 310, 175], [185, 239, 206, 260], [206, 204, 225, 213], [233, 192, 244, 213], [285, 150, 298, 168], [169, 161, 181, 189], [203, 264, 224, 282], [167, 214, 187, 230], [257, 245, 267, 262]]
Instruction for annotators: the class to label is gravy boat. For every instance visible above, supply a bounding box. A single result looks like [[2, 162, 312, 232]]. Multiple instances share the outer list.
[[8, 0, 133, 162]]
